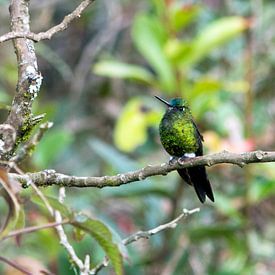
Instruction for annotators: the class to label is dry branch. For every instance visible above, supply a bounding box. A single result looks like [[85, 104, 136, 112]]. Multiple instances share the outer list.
[[123, 208, 200, 245], [90, 208, 200, 274], [9, 150, 275, 188], [0, 0, 96, 43], [1, 0, 96, 159], [0, 256, 32, 275]]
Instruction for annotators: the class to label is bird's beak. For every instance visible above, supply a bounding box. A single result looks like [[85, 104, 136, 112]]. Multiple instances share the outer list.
[[154, 96, 172, 107]]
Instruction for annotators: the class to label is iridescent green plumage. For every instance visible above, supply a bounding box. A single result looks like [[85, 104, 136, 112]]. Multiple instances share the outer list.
[[155, 96, 214, 203]]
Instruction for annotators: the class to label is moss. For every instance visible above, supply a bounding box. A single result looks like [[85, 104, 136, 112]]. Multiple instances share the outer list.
[[23, 92, 30, 99], [14, 114, 44, 152]]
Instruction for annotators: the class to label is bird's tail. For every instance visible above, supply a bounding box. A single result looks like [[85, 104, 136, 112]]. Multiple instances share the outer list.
[[177, 166, 214, 203]]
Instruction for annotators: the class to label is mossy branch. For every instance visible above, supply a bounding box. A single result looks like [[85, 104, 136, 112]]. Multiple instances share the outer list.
[[9, 150, 275, 188], [1, 0, 96, 159]]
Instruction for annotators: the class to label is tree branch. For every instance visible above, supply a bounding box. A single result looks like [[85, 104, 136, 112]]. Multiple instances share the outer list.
[[0, 255, 32, 275], [3, 219, 69, 240], [122, 208, 200, 245], [3, 0, 42, 158], [54, 188, 88, 275], [90, 208, 200, 274], [0, 0, 96, 43], [1, 0, 96, 159], [9, 150, 275, 188], [10, 121, 53, 163]]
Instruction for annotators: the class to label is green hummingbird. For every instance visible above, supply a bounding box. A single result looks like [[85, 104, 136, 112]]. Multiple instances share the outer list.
[[155, 96, 214, 203]]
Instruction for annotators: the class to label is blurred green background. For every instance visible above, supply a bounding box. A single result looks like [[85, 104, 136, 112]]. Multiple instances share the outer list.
[[0, 0, 275, 274]]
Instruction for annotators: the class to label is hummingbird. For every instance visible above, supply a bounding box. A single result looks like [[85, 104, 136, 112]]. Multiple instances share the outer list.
[[155, 96, 214, 203]]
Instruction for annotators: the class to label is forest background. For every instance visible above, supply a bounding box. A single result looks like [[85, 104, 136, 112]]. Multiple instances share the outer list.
[[0, 0, 275, 274]]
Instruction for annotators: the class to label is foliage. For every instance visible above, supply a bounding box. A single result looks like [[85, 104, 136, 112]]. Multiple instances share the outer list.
[[0, 0, 275, 274]]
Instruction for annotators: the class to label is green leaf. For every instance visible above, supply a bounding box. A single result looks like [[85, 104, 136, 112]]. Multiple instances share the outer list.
[[113, 98, 162, 152], [73, 227, 86, 242], [132, 14, 176, 92], [214, 193, 243, 221], [181, 16, 249, 67], [189, 77, 222, 97], [93, 60, 155, 84], [0, 87, 11, 104], [0, 169, 21, 239], [73, 215, 123, 275], [224, 80, 249, 93], [165, 39, 193, 64], [190, 94, 219, 120], [188, 224, 240, 242], [15, 208, 25, 230], [169, 3, 200, 31], [249, 179, 275, 203], [33, 128, 74, 168], [152, 0, 166, 17], [31, 195, 72, 218]]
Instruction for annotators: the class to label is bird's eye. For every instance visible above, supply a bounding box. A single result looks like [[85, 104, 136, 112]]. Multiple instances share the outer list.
[[179, 107, 185, 111]]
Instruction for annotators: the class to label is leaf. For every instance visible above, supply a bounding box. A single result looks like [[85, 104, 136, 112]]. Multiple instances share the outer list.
[[181, 16, 249, 67], [214, 193, 243, 220], [165, 39, 193, 64], [168, 3, 200, 31], [0, 168, 21, 239], [190, 94, 219, 120], [132, 14, 176, 92], [33, 128, 74, 168], [15, 208, 25, 230], [189, 77, 222, 97], [73, 215, 123, 275], [73, 227, 86, 242], [113, 98, 162, 152], [224, 80, 249, 93], [249, 179, 275, 203], [0, 87, 11, 103], [93, 60, 155, 84], [31, 195, 72, 218], [188, 224, 240, 242]]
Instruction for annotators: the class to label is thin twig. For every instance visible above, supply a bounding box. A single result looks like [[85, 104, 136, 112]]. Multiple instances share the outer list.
[[90, 208, 200, 274], [3, 219, 69, 240], [0, 255, 32, 275], [0, 0, 96, 43], [123, 208, 200, 245], [55, 187, 88, 274], [9, 150, 275, 188], [13, 164, 89, 273], [11, 121, 53, 163]]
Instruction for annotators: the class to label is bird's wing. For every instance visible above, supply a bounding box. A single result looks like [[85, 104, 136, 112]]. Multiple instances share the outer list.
[[192, 119, 204, 142], [191, 119, 204, 156]]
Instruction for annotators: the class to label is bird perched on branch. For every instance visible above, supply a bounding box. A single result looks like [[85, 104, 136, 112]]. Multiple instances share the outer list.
[[155, 96, 214, 203]]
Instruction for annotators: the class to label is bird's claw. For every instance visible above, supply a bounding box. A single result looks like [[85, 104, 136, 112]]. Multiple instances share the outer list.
[[169, 156, 178, 165]]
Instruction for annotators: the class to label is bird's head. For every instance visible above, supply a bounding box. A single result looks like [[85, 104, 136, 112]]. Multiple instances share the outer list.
[[155, 96, 188, 111]]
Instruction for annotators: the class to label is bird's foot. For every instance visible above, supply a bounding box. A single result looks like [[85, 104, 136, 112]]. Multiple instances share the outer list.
[[169, 156, 178, 165], [179, 153, 196, 162]]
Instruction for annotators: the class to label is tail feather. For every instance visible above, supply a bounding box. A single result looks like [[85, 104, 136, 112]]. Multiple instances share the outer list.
[[177, 166, 214, 203]]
